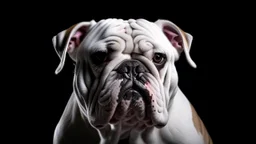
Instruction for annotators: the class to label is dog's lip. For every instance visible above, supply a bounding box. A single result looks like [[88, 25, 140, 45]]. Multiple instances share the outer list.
[[118, 79, 139, 98], [119, 88, 136, 100], [124, 89, 140, 96], [118, 81, 150, 103]]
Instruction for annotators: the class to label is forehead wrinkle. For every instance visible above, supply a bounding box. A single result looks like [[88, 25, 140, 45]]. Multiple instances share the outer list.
[[136, 19, 157, 36], [127, 20, 148, 54], [122, 20, 134, 54], [136, 19, 174, 54], [87, 19, 172, 55], [100, 19, 134, 54], [95, 19, 134, 54], [131, 19, 167, 51], [136, 19, 164, 39], [83, 19, 115, 50], [104, 19, 128, 38]]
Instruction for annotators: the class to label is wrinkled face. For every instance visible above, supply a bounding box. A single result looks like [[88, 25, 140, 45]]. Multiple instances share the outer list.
[[73, 19, 180, 130]]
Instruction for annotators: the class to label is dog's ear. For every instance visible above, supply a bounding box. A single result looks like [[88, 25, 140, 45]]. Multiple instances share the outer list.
[[52, 20, 97, 74], [155, 19, 196, 68]]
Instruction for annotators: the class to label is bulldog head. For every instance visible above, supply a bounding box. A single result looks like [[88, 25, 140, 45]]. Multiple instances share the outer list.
[[53, 19, 196, 130]]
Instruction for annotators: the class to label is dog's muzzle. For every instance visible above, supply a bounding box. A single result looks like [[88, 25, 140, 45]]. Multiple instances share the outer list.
[[115, 60, 150, 102], [92, 59, 168, 129], [105, 60, 154, 127]]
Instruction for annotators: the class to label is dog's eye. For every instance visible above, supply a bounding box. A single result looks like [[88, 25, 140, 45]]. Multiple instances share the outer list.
[[153, 53, 166, 64], [91, 51, 107, 65]]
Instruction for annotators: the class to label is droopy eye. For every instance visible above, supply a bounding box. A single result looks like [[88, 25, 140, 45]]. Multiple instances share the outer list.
[[152, 53, 166, 65], [91, 51, 107, 65]]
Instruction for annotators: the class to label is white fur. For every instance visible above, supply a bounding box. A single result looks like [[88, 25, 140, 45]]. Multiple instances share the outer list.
[[165, 88, 204, 144]]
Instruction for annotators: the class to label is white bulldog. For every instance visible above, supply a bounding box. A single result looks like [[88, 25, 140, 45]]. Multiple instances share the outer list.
[[52, 18, 213, 144]]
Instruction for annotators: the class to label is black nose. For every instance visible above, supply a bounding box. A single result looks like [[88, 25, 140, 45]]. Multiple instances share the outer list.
[[116, 60, 148, 79]]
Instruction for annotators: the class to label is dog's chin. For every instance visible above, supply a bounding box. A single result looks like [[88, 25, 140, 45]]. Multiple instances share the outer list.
[[109, 89, 154, 130]]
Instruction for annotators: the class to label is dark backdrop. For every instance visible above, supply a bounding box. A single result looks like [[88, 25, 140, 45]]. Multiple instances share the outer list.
[[47, 16, 215, 143], [7, 3, 231, 144]]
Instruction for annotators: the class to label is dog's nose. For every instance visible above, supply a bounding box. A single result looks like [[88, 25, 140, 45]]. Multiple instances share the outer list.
[[116, 60, 148, 79]]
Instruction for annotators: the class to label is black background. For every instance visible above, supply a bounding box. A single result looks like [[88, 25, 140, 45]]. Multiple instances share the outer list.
[[5, 2, 245, 144], [48, 15, 215, 143]]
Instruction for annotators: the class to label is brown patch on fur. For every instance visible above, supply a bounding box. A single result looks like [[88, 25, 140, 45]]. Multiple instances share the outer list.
[[190, 104, 213, 144], [178, 28, 188, 48]]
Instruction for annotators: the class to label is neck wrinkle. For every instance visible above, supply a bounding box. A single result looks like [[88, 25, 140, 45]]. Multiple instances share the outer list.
[[167, 86, 179, 110]]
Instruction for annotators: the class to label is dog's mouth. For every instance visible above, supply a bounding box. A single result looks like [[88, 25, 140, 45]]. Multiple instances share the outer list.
[[107, 74, 156, 128], [119, 74, 150, 102], [115, 60, 152, 105]]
